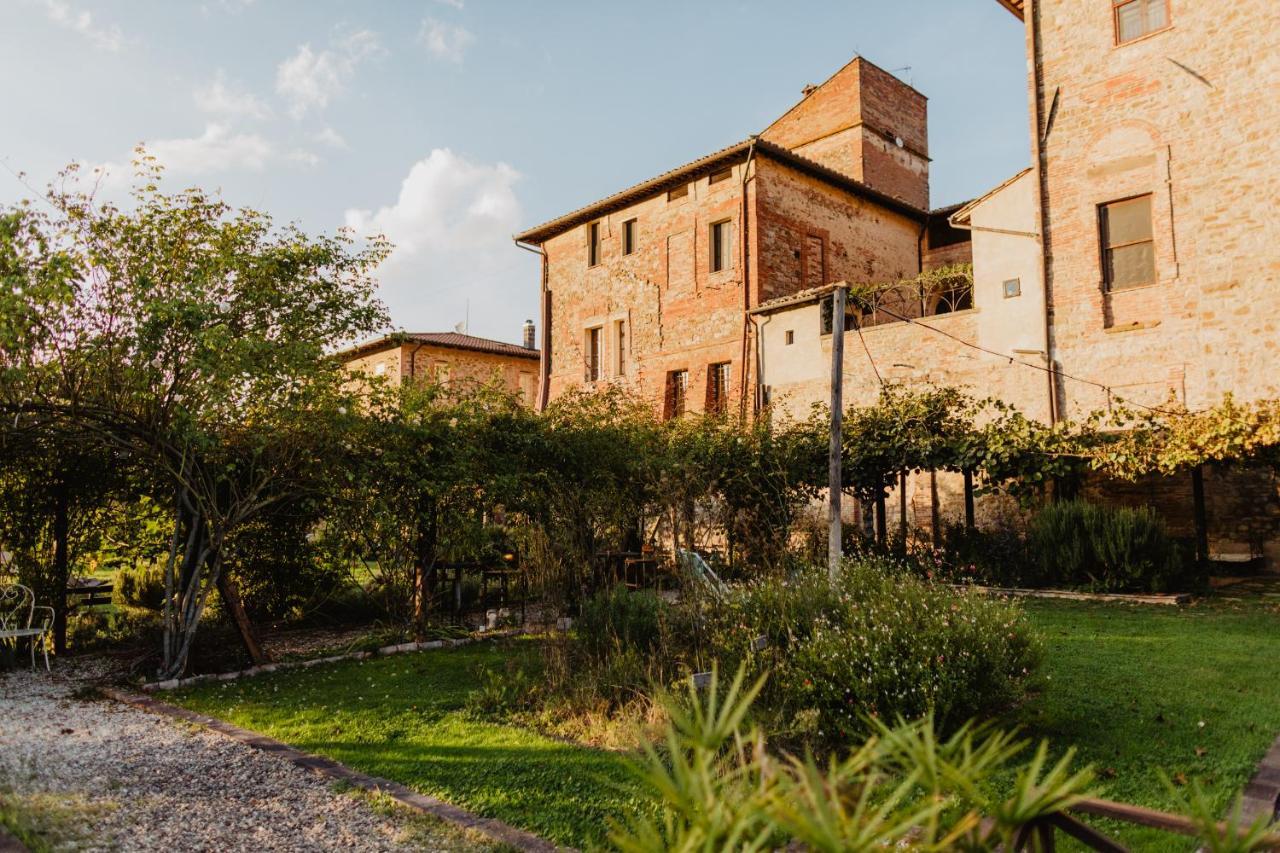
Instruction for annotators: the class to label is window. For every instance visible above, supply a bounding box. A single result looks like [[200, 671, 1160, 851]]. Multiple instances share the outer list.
[[667, 184, 688, 202], [708, 167, 732, 185], [1099, 195, 1156, 290], [706, 362, 731, 414], [665, 370, 689, 419], [622, 219, 637, 256], [613, 319, 627, 376], [374, 362, 387, 376], [1003, 278, 1022, 299], [1114, 0, 1168, 43], [709, 219, 733, 273], [434, 363, 451, 384], [587, 221, 602, 267], [585, 326, 602, 382], [819, 293, 856, 335], [784, 330, 795, 345]]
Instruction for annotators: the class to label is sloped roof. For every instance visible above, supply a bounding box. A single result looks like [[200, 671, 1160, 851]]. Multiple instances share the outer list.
[[948, 167, 1033, 227], [995, 0, 1025, 19], [340, 332, 539, 361], [513, 137, 927, 245]]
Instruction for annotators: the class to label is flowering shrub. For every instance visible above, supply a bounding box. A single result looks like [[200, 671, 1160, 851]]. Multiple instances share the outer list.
[[692, 558, 1041, 743]]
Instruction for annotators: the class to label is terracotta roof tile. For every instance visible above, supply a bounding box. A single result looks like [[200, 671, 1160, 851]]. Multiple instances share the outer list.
[[340, 332, 539, 361]]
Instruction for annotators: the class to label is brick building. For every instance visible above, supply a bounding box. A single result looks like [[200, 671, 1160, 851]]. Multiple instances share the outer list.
[[1000, 0, 1280, 418], [341, 329, 540, 406], [514, 57, 966, 418], [995, 0, 1280, 566]]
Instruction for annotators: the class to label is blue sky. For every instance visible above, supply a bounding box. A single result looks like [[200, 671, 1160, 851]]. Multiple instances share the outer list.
[[1, 0, 1028, 344]]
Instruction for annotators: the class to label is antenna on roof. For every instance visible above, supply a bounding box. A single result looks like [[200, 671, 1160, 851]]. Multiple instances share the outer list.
[[890, 65, 913, 86]]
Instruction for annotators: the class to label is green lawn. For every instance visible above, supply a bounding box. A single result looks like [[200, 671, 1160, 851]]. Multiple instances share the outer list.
[[172, 640, 646, 849], [171, 596, 1280, 851], [1013, 596, 1280, 849]]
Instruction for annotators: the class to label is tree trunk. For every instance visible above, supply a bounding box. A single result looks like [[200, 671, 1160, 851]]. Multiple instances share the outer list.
[[963, 469, 976, 530], [52, 481, 69, 656], [216, 571, 268, 666]]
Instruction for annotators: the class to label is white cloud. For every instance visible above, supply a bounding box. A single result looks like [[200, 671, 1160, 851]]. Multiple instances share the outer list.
[[435, 0, 465, 8], [418, 18, 475, 63], [38, 0, 125, 52], [287, 148, 322, 168], [275, 29, 381, 119], [314, 127, 348, 149], [195, 71, 271, 120], [344, 150, 531, 334], [88, 124, 275, 188]]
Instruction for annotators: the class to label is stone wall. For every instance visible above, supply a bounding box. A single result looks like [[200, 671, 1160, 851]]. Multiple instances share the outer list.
[[1030, 0, 1280, 418], [344, 343, 538, 405]]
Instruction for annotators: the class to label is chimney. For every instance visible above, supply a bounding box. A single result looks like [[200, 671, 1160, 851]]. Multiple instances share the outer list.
[[522, 319, 536, 350]]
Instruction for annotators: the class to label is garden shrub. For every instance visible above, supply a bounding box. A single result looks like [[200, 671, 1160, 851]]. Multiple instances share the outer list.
[[576, 584, 667, 662], [940, 522, 1032, 587], [690, 558, 1041, 743], [113, 561, 166, 611], [1027, 500, 1191, 592]]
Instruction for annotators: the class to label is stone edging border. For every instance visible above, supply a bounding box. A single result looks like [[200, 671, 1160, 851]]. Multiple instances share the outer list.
[[954, 584, 1191, 606], [141, 630, 520, 692], [100, 687, 568, 853], [1242, 731, 1280, 823]]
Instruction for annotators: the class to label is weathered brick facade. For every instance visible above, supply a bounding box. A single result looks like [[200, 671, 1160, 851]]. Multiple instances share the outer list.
[[1018, 0, 1280, 418], [517, 58, 932, 419], [1002, 0, 1280, 567], [342, 333, 540, 405]]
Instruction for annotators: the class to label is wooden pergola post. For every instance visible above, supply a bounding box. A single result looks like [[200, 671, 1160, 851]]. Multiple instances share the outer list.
[[963, 469, 976, 530], [827, 286, 846, 579], [1191, 464, 1209, 567]]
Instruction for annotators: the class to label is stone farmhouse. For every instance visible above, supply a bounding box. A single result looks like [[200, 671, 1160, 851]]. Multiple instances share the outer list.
[[514, 57, 966, 420], [514, 1, 1279, 567], [341, 328, 540, 406]]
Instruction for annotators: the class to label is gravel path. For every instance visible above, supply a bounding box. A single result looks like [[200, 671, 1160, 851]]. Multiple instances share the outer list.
[[0, 660, 483, 852]]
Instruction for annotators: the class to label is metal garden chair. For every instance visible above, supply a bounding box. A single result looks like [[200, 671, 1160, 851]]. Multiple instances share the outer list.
[[0, 584, 53, 671]]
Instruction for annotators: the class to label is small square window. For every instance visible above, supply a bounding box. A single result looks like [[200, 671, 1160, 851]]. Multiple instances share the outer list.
[[708, 167, 732, 185], [1114, 0, 1168, 44], [709, 219, 733, 273], [667, 184, 688, 202], [622, 219, 637, 256], [1003, 278, 1022, 299], [784, 330, 795, 345]]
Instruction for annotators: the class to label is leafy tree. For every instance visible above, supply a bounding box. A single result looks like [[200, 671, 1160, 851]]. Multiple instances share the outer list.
[[0, 154, 388, 677]]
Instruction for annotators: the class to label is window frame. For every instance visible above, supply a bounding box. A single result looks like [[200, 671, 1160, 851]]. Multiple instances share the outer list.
[[665, 369, 689, 419], [622, 218, 638, 256], [1112, 0, 1170, 45], [667, 184, 689, 202], [706, 362, 731, 414], [613, 319, 627, 377], [709, 218, 733, 274], [1003, 278, 1022, 299], [1098, 193, 1157, 292], [587, 221, 602, 267], [708, 167, 733, 186], [585, 325, 603, 382], [784, 330, 795, 346]]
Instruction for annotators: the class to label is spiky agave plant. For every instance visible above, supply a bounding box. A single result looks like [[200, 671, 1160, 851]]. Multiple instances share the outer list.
[[610, 664, 1096, 852]]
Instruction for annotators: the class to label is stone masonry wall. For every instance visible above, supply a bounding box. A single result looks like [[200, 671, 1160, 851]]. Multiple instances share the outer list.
[[1025, 0, 1280, 568], [1032, 0, 1280, 418], [344, 344, 538, 405]]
